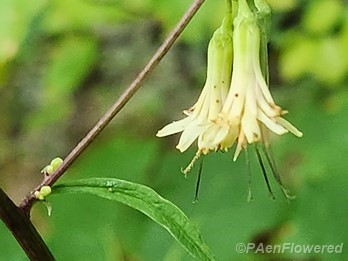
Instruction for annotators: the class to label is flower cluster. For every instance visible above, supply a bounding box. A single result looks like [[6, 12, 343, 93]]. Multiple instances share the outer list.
[[157, 0, 302, 172]]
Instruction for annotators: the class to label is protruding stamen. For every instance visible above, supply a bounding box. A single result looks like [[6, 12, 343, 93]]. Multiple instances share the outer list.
[[254, 144, 275, 199], [181, 151, 202, 176], [261, 142, 295, 201], [193, 159, 204, 203], [244, 147, 253, 202]]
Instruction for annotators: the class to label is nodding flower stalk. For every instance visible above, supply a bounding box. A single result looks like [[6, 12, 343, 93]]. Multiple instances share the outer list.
[[199, 0, 303, 160], [156, 14, 233, 154]]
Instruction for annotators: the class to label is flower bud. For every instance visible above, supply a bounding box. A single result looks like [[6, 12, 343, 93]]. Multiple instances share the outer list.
[[50, 157, 63, 171], [40, 186, 52, 197]]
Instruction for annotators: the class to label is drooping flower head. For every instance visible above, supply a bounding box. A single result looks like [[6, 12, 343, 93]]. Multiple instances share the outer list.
[[156, 14, 233, 154], [157, 0, 302, 180], [198, 0, 303, 161]]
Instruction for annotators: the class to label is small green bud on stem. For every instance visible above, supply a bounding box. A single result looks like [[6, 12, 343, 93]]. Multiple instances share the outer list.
[[50, 157, 63, 171], [34, 186, 52, 201]]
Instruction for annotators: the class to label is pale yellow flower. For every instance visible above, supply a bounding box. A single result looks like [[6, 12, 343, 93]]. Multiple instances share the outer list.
[[199, 0, 302, 161], [156, 16, 233, 153], [157, 0, 302, 176]]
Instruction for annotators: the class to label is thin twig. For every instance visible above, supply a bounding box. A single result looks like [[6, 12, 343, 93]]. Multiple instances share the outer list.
[[0, 188, 54, 260], [19, 0, 206, 216]]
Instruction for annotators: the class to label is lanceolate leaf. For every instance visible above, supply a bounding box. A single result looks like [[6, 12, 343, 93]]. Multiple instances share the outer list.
[[53, 178, 215, 261]]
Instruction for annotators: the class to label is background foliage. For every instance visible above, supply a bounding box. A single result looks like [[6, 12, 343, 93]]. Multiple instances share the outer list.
[[1, 0, 348, 260]]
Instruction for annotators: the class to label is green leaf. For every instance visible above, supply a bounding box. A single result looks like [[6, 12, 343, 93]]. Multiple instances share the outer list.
[[53, 178, 215, 261]]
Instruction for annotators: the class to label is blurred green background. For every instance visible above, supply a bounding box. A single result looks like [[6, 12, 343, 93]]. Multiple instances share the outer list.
[[1, 0, 348, 260]]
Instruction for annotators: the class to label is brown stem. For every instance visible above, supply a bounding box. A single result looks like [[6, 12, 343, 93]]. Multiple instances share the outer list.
[[19, 0, 206, 216], [0, 188, 55, 260]]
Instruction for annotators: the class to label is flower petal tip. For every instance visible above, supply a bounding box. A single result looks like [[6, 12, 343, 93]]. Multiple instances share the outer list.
[[175, 145, 186, 153], [296, 131, 304, 138], [156, 130, 169, 137]]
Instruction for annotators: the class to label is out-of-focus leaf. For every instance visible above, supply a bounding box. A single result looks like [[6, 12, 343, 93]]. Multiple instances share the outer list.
[[0, 0, 46, 84], [311, 37, 348, 85], [149, 0, 225, 44], [280, 34, 317, 81], [44, 36, 98, 95], [303, 0, 341, 35], [25, 36, 98, 131], [280, 33, 348, 84], [276, 1, 348, 85], [43, 0, 130, 34], [53, 178, 216, 261], [266, 0, 298, 11]]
